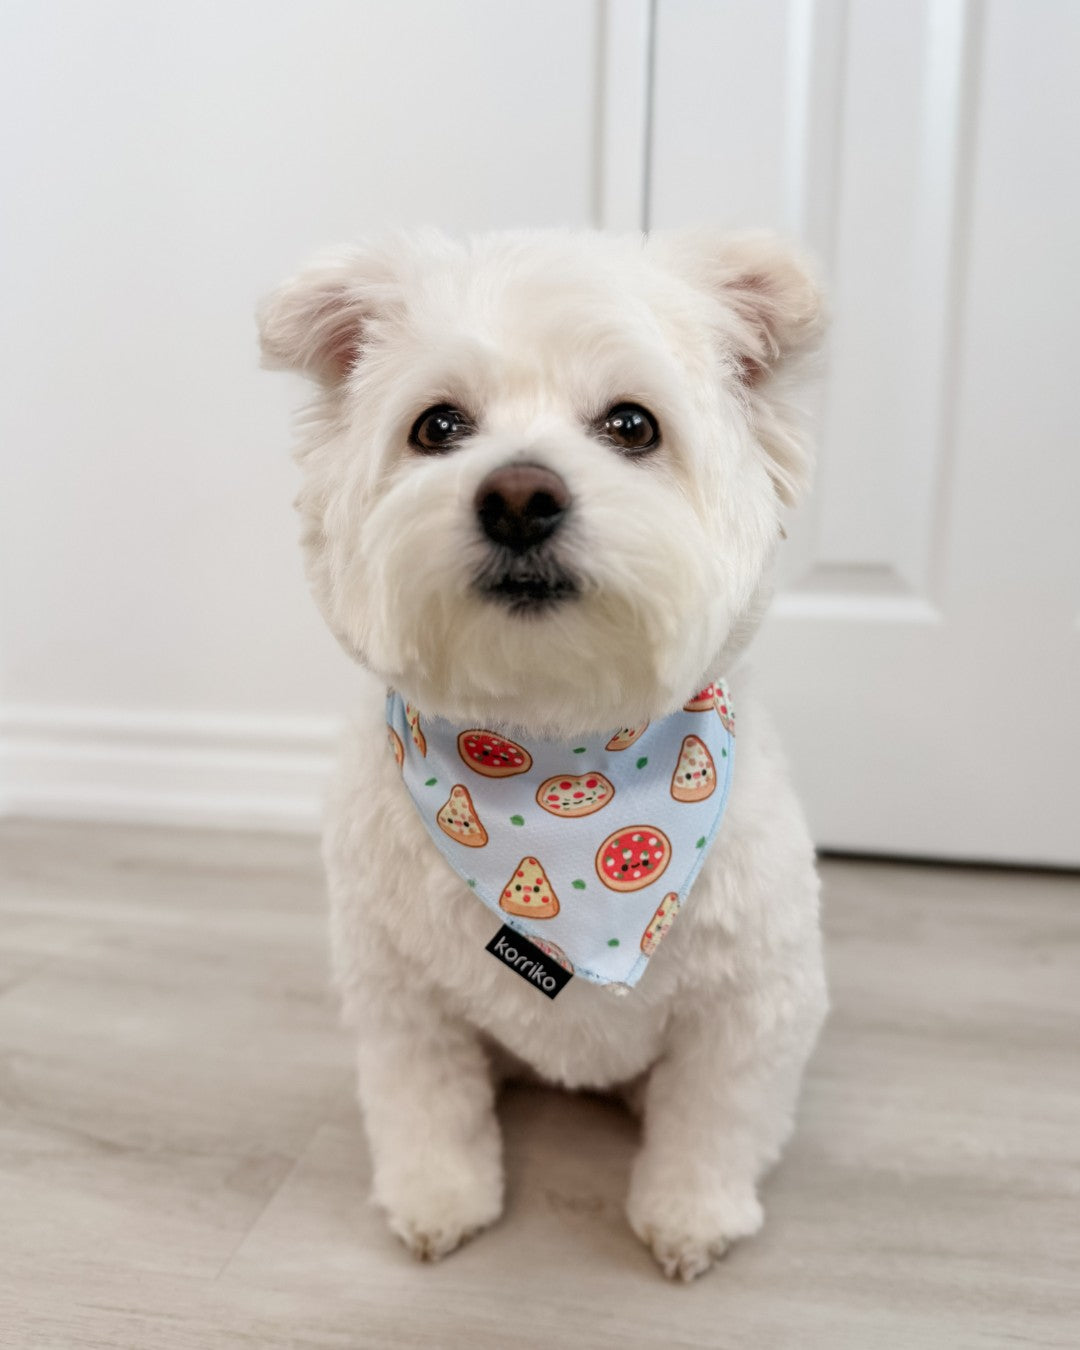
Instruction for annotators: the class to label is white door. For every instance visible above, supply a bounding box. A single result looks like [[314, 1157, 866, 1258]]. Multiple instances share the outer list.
[[633, 0, 1080, 865]]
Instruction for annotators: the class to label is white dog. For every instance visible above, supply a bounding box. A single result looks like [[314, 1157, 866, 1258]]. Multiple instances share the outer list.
[[259, 228, 828, 1281]]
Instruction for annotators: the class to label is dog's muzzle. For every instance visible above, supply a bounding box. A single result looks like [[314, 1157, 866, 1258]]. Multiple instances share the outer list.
[[472, 463, 579, 611]]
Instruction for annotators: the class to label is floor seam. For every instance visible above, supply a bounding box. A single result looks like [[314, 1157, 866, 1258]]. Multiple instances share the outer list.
[[211, 1111, 328, 1284]]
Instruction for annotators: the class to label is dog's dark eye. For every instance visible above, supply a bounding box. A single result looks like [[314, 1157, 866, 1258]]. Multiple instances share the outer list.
[[597, 403, 660, 455], [409, 404, 474, 454]]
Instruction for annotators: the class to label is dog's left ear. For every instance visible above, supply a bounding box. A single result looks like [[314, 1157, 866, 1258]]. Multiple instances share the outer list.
[[258, 246, 400, 386], [652, 230, 825, 506]]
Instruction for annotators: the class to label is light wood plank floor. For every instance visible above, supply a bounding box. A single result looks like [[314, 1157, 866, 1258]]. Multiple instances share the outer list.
[[0, 820, 1077, 1349]]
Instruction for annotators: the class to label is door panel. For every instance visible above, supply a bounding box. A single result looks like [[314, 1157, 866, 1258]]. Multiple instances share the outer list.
[[648, 0, 1080, 863]]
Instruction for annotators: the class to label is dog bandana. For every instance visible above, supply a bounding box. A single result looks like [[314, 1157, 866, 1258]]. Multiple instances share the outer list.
[[386, 683, 735, 994]]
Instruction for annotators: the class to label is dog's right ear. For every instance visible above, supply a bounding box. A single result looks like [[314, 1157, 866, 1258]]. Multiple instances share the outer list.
[[650, 229, 825, 507], [257, 247, 398, 386]]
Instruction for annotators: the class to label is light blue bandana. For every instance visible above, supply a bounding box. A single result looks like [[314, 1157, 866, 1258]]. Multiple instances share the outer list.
[[386, 683, 735, 991]]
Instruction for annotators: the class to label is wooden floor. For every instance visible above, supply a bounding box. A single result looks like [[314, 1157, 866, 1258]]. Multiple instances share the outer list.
[[0, 822, 1077, 1350]]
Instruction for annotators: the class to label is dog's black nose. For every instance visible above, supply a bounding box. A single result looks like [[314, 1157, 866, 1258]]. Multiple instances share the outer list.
[[474, 463, 570, 553]]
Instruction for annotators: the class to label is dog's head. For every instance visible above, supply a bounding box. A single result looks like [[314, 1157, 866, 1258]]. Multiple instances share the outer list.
[[260, 229, 822, 734]]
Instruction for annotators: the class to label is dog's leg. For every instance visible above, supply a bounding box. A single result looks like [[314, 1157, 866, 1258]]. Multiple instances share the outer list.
[[627, 952, 826, 1281], [354, 1001, 503, 1262]]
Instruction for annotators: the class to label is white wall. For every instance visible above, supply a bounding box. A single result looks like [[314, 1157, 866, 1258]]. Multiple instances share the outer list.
[[0, 0, 615, 825]]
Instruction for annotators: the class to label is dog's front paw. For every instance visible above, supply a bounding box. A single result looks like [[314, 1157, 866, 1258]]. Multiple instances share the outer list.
[[627, 1171, 763, 1282], [376, 1153, 504, 1263]]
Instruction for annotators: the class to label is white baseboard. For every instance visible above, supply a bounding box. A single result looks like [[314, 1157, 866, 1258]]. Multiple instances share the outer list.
[[0, 706, 340, 832]]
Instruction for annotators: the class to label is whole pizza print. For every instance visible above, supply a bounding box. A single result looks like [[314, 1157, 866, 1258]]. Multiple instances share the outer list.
[[596, 826, 672, 892], [458, 729, 532, 777]]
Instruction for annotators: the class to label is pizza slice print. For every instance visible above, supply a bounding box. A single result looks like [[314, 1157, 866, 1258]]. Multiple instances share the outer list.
[[641, 892, 681, 956], [405, 703, 427, 756], [386, 725, 405, 770], [500, 857, 559, 919], [605, 724, 648, 752], [531, 937, 573, 973], [436, 784, 488, 848], [670, 734, 716, 802], [683, 683, 715, 712], [713, 680, 735, 734]]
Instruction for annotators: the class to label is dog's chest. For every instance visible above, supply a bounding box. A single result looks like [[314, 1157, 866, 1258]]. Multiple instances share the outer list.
[[403, 834, 673, 1085], [358, 755, 675, 1085]]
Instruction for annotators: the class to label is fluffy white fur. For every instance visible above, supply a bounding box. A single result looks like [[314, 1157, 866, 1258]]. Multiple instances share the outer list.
[[260, 228, 828, 1280]]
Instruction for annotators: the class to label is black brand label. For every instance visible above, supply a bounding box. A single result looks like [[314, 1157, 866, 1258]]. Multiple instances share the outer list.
[[485, 924, 572, 1000]]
